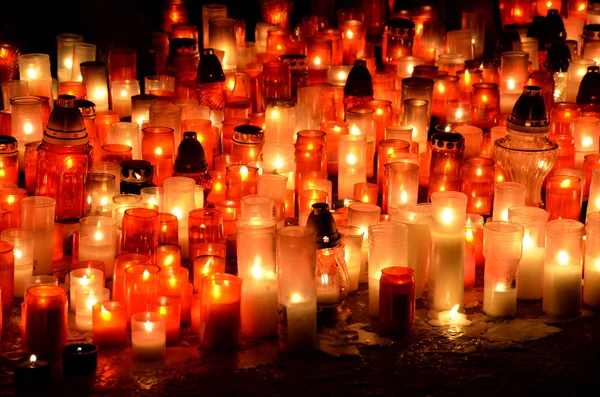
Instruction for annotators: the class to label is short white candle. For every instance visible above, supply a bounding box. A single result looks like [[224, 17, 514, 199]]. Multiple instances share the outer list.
[[131, 312, 167, 361], [75, 286, 110, 331], [69, 268, 104, 311], [484, 284, 518, 317], [284, 296, 317, 351], [316, 273, 340, 305]]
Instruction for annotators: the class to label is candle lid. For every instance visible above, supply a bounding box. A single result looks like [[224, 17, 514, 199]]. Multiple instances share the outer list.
[[507, 86, 550, 132], [576, 66, 600, 105], [121, 159, 154, 184], [430, 132, 465, 150], [306, 203, 342, 249], [545, 33, 570, 72], [0, 135, 17, 154], [197, 48, 225, 84], [76, 99, 96, 119], [232, 125, 264, 144], [174, 131, 208, 173], [582, 24, 600, 42], [344, 60, 373, 97], [545, 9, 566, 42], [169, 38, 198, 55], [43, 95, 89, 146]]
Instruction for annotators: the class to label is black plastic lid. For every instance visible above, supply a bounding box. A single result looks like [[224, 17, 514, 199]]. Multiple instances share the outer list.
[[507, 86, 550, 132], [545, 34, 571, 72], [44, 95, 88, 146], [169, 38, 197, 55], [306, 203, 342, 249], [343, 60, 373, 97], [76, 99, 96, 118], [174, 131, 208, 173], [576, 66, 600, 104], [0, 135, 18, 154], [196, 48, 225, 84], [546, 9, 566, 42], [430, 132, 465, 150], [121, 160, 154, 183]]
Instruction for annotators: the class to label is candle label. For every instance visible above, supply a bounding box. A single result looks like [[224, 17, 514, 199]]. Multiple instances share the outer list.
[[392, 294, 409, 322]]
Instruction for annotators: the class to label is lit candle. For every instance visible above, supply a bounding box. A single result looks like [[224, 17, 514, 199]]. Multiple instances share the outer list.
[[337, 135, 367, 200], [193, 255, 226, 293], [482, 222, 523, 317], [492, 182, 526, 221], [340, 20, 366, 65], [348, 203, 381, 284], [461, 157, 495, 215], [200, 273, 242, 351], [430, 192, 468, 311], [428, 304, 472, 326], [150, 296, 181, 345], [157, 243, 181, 269], [92, 301, 128, 347], [188, 209, 225, 261], [508, 206, 548, 300], [124, 264, 160, 320], [1, 228, 34, 298], [69, 267, 104, 311], [14, 354, 51, 392], [545, 176, 582, 221], [543, 219, 584, 317], [75, 286, 110, 331], [131, 312, 166, 361], [78, 217, 118, 276], [237, 219, 278, 338]]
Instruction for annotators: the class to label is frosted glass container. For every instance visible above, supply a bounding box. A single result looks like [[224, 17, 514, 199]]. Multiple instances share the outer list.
[[492, 182, 526, 221], [72, 43, 96, 81], [337, 135, 367, 199]]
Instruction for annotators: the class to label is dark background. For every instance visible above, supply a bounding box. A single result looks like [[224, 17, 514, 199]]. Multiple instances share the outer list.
[[0, 0, 501, 74]]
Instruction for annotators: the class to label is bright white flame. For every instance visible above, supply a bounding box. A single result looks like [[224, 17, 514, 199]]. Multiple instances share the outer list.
[[314, 56, 321, 66], [336, 71, 347, 80], [14, 248, 22, 260], [172, 207, 183, 220], [144, 320, 153, 332], [350, 125, 361, 135], [507, 78, 516, 90], [495, 283, 506, 292], [557, 250, 569, 266], [346, 30, 354, 39], [23, 122, 33, 135], [251, 257, 263, 279], [94, 88, 106, 99], [64, 58, 73, 69], [290, 293, 303, 303], [346, 153, 357, 165], [30, 355, 37, 365], [447, 304, 459, 322], [582, 137, 594, 148], [155, 147, 163, 156], [94, 231, 104, 241], [440, 208, 454, 225], [121, 89, 128, 97], [26, 68, 37, 79], [400, 190, 408, 203]]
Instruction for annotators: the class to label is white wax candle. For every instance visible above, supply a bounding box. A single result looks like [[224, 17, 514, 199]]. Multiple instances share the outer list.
[[344, 245, 362, 292], [430, 229, 464, 311], [517, 246, 545, 300], [75, 287, 110, 331], [132, 324, 167, 361], [583, 258, 600, 307], [14, 264, 33, 297], [316, 274, 340, 305], [284, 300, 317, 351], [543, 263, 582, 316], [32, 231, 53, 276], [78, 236, 116, 277], [484, 286, 517, 317], [240, 278, 278, 338]]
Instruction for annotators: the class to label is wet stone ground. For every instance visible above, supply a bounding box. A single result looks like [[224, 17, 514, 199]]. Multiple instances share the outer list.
[[1, 287, 599, 397]]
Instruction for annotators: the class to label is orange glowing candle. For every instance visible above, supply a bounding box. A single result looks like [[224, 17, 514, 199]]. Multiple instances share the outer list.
[[157, 243, 181, 269], [225, 165, 258, 200], [193, 255, 226, 293], [214, 200, 240, 236], [158, 213, 178, 244], [299, 189, 328, 213], [545, 176, 582, 221], [92, 301, 127, 347], [125, 264, 161, 321], [150, 296, 181, 345], [353, 182, 378, 204]]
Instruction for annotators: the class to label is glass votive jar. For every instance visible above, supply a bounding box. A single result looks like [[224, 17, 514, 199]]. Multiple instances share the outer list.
[[508, 206, 548, 300], [10, 96, 43, 152], [437, 53, 465, 75], [80, 61, 109, 111], [121, 208, 159, 261], [543, 219, 584, 317], [492, 182, 526, 221], [0, 135, 19, 185], [125, 264, 161, 321], [100, 144, 133, 164], [337, 135, 367, 200], [57, 81, 87, 100], [446, 29, 474, 60], [145, 75, 175, 95], [461, 157, 495, 215], [1, 228, 33, 298], [131, 312, 166, 361], [85, 174, 115, 217], [353, 183, 378, 205], [379, 267, 415, 334], [158, 213, 178, 244], [141, 126, 175, 186], [112, 253, 151, 303], [387, 162, 419, 210], [131, 94, 157, 127], [92, 301, 128, 347], [427, 132, 465, 200], [482, 221, 524, 317], [240, 195, 274, 221], [111, 79, 140, 118], [69, 267, 104, 312], [225, 165, 259, 200], [257, 174, 287, 229], [108, 47, 136, 84], [18, 54, 52, 104], [231, 125, 264, 165], [189, 208, 224, 260], [401, 98, 430, 153], [200, 273, 242, 351], [75, 286, 110, 331], [545, 175, 582, 221], [78, 216, 118, 277], [471, 83, 500, 130], [446, 102, 471, 125], [23, 285, 68, 360], [149, 296, 181, 345], [156, 243, 181, 269], [549, 102, 580, 136]]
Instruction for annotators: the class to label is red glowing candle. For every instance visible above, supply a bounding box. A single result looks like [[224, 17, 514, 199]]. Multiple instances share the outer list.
[[294, 144, 323, 194], [214, 200, 240, 236], [464, 214, 484, 288], [193, 255, 226, 292], [142, 126, 175, 187], [225, 165, 258, 200], [231, 125, 264, 164], [0, 43, 19, 82], [125, 264, 161, 321], [150, 296, 181, 345], [299, 189, 328, 213], [92, 301, 127, 347], [0, 241, 14, 310], [470, 83, 500, 131], [112, 253, 152, 303], [189, 209, 224, 260], [377, 139, 411, 189], [306, 36, 332, 85], [0, 136, 19, 185], [353, 182, 378, 204], [365, 100, 392, 151], [549, 102, 580, 136], [94, 110, 119, 144], [262, 0, 293, 28], [100, 144, 132, 164], [378, 267, 415, 334], [432, 75, 460, 124], [266, 28, 291, 56], [320, 121, 349, 175], [108, 48, 136, 83], [157, 243, 181, 269], [296, 130, 328, 174], [0, 187, 27, 232], [340, 20, 366, 65], [546, 176, 582, 221], [23, 285, 68, 360], [427, 133, 465, 200], [158, 213, 179, 244], [121, 208, 159, 262], [461, 157, 495, 215], [200, 273, 242, 351], [456, 69, 483, 101]]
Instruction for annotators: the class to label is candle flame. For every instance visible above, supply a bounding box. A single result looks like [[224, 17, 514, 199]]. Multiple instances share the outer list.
[[94, 231, 104, 241], [560, 179, 571, 188], [80, 274, 90, 287], [376, 108, 383, 116], [455, 109, 463, 119], [212, 285, 221, 300], [507, 78, 516, 90], [557, 250, 569, 266], [440, 208, 454, 224], [159, 306, 167, 316], [240, 166, 249, 181], [14, 248, 22, 260], [172, 208, 183, 220], [144, 320, 153, 332], [362, 194, 369, 203], [0, 48, 6, 58], [101, 305, 109, 315], [437, 83, 445, 94], [349, 125, 360, 135], [482, 94, 488, 103], [495, 283, 507, 292], [523, 233, 533, 248], [155, 147, 163, 156], [143, 269, 150, 280], [343, 199, 350, 207], [476, 168, 482, 176], [579, 3, 586, 11], [26, 68, 37, 79], [30, 355, 37, 365], [465, 229, 474, 243], [290, 292, 302, 303], [582, 137, 593, 148], [251, 257, 263, 279], [448, 304, 459, 321], [320, 273, 329, 285], [546, 1, 552, 7], [336, 71, 347, 80], [7, 195, 14, 204], [346, 153, 357, 165], [314, 56, 321, 66], [400, 190, 408, 203], [346, 30, 354, 39]]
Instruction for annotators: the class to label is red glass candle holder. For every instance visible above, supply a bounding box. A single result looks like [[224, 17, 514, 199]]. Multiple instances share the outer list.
[[546, 176, 582, 221], [225, 165, 258, 200], [377, 139, 411, 189], [427, 133, 465, 200], [294, 144, 323, 193], [550, 102, 580, 136], [548, 135, 576, 172], [306, 36, 332, 85], [189, 208, 224, 260], [461, 157, 495, 214], [124, 263, 161, 321], [299, 189, 328, 213], [353, 182, 378, 204], [121, 208, 159, 262], [109, 48, 137, 83], [158, 213, 179, 244], [320, 121, 349, 174], [365, 100, 392, 150], [481, 62, 499, 84], [150, 295, 181, 345], [261, 61, 291, 105], [262, 0, 293, 28], [200, 273, 242, 351], [584, 154, 600, 197], [224, 96, 252, 120], [95, 110, 120, 144], [100, 144, 133, 164], [266, 28, 292, 55], [92, 301, 128, 347], [0, 187, 27, 232], [379, 267, 415, 334], [142, 126, 175, 187], [207, 171, 226, 206], [214, 200, 240, 236], [57, 82, 87, 100], [432, 75, 460, 124], [157, 243, 181, 269], [232, 125, 264, 164], [112, 253, 152, 303], [0, 241, 14, 310], [24, 285, 68, 359], [470, 83, 500, 130], [214, 153, 242, 172], [456, 69, 483, 101], [193, 254, 226, 292], [161, 266, 192, 325]]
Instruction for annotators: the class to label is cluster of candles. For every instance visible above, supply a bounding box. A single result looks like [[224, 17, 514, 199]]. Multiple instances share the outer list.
[[1, 0, 600, 389]]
